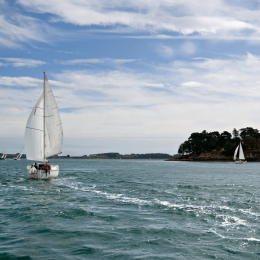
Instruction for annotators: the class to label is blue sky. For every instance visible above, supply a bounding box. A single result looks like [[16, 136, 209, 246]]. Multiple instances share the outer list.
[[2, 0, 260, 155]]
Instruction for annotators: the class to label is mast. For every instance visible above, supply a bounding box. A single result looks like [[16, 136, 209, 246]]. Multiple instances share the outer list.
[[43, 71, 45, 161]]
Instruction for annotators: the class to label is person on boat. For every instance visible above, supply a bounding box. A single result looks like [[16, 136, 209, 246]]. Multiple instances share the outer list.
[[44, 161, 51, 173], [45, 160, 50, 167], [33, 162, 38, 169]]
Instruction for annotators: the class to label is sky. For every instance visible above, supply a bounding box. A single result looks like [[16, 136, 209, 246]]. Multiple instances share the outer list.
[[2, 0, 260, 156]]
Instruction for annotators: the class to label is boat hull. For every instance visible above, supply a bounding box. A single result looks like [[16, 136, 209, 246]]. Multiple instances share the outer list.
[[27, 165, 59, 179], [235, 160, 247, 164]]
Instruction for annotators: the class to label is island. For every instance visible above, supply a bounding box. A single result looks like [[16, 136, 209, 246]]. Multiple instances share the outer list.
[[166, 127, 260, 162]]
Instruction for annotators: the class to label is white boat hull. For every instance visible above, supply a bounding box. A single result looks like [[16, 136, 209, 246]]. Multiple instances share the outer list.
[[27, 165, 59, 179], [235, 160, 247, 164]]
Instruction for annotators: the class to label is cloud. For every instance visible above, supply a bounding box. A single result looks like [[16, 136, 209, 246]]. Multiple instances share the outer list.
[[0, 14, 49, 48], [0, 76, 41, 87], [3, 53, 260, 154], [180, 81, 201, 87], [181, 42, 196, 55], [57, 58, 136, 65], [0, 57, 45, 67], [16, 0, 260, 40], [58, 59, 103, 65], [157, 45, 174, 59]]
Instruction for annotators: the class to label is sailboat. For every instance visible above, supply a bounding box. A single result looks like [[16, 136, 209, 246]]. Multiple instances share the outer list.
[[14, 146, 24, 160], [0, 151, 7, 160], [234, 142, 247, 164], [24, 72, 63, 179]]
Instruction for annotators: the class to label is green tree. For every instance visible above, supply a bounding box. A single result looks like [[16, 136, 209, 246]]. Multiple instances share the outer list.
[[219, 131, 232, 147]]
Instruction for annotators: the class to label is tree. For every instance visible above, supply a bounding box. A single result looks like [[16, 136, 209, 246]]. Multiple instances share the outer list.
[[177, 127, 260, 156], [188, 132, 207, 154], [239, 127, 258, 139], [178, 141, 192, 155], [219, 131, 232, 147], [244, 136, 256, 150], [178, 143, 185, 155], [207, 131, 220, 151]]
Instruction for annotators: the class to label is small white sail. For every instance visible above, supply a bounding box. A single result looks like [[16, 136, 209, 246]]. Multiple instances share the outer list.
[[43, 75, 63, 158], [239, 142, 245, 160], [24, 93, 44, 161], [233, 145, 239, 161], [14, 146, 24, 160]]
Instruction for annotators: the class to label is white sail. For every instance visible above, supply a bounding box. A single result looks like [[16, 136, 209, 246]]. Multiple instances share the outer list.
[[15, 146, 24, 159], [24, 93, 44, 161], [43, 75, 63, 158], [24, 73, 63, 162], [239, 142, 245, 160], [233, 145, 239, 160]]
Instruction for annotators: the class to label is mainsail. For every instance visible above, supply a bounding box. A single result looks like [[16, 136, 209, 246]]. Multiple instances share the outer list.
[[43, 75, 63, 158], [24, 73, 63, 161], [233, 145, 239, 161]]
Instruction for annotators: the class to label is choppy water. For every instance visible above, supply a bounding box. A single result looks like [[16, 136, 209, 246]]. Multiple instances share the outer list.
[[1, 159, 260, 259]]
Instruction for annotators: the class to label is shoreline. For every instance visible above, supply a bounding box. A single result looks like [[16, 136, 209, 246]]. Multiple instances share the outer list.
[[166, 158, 260, 162]]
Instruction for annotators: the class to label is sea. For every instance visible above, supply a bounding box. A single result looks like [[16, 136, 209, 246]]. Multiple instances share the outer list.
[[1, 159, 260, 259]]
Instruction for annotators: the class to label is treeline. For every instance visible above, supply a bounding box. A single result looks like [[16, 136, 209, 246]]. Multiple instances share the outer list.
[[87, 153, 175, 159], [178, 127, 260, 156], [132, 153, 174, 159]]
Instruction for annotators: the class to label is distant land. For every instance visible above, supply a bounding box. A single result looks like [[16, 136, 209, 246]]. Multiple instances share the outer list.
[[166, 127, 260, 162], [2, 153, 181, 160]]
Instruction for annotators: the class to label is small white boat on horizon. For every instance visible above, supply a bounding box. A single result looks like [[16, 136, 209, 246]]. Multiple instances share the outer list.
[[234, 142, 247, 164], [24, 72, 63, 179], [14, 146, 24, 160], [0, 151, 7, 160]]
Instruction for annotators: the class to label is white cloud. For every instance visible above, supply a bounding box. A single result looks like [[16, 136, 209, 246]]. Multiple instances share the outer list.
[[112, 59, 136, 64], [0, 14, 49, 48], [16, 0, 260, 40], [181, 81, 201, 87], [0, 76, 41, 87], [57, 58, 136, 65], [58, 59, 103, 65], [0, 57, 45, 67]]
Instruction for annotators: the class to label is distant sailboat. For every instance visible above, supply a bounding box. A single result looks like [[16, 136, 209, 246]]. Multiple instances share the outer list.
[[0, 151, 7, 160], [14, 146, 24, 160], [24, 72, 63, 179], [234, 142, 247, 164]]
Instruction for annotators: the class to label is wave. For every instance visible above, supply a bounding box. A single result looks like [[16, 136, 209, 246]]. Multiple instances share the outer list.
[[55, 179, 260, 221]]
